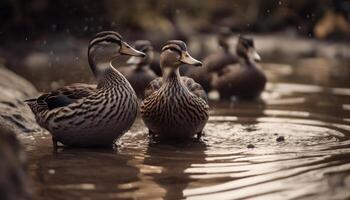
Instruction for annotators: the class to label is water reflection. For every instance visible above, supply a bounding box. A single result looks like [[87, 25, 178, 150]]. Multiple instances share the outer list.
[[115, 128, 208, 200], [144, 141, 207, 200], [25, 112, 350, 200], [182, 121, 350, 200], [27, 141, 140, 200]]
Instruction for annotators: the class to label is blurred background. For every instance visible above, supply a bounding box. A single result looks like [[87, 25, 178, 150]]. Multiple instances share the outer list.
[[0, 0, 349, 91], [1, 0, 350, 40]]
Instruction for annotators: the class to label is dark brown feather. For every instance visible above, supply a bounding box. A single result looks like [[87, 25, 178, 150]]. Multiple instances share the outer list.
[[30, 83, 96, 110], [144, 76, 208, 102]]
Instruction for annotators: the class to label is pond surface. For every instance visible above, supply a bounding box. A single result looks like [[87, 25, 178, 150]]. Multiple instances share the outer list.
[[21, 58, 350, 200]]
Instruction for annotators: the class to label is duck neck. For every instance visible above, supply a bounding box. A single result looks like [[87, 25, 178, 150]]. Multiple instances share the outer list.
[[88, 50, 117, 77], [162, 67, 181, 83], [88, 51, 99, 77], [239, 56, 255, 68], [222, 44, 230, 53], [89, 55, 127, 88], [96, 62, 130, 89]]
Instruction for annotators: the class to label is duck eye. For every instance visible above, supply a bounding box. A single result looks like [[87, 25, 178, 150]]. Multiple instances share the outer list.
[[105, 38, 117, 43], [166, 47, 181, 54]]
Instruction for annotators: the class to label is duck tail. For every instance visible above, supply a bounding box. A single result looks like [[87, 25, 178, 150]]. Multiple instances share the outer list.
[[24, 98, 37, 112], [24, 98, 37, 103]]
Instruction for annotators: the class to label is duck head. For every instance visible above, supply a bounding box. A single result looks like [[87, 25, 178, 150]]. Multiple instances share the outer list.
[[236, 36, 261, 62], [88, 31, 145, 75], [126, 40, 154, 67], [218, 27, 232, 51], [160, 40, 202, 71]]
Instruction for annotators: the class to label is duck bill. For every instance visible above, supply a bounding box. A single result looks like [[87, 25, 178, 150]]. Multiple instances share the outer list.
[[250, 48, 261, 62], [180, 51, 202, 67], [120, 41, 146, 57], [126, 56, 143, 65]]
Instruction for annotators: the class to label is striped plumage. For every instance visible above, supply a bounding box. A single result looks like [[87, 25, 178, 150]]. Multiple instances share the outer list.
[[141, 40, 209, 139], [26, 31, 145, 147]]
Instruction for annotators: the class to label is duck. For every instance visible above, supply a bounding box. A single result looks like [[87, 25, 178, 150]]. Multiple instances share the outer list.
[[184, 28, 238, 92], [211, 35, 266, 100], [203, 28, 238, 73], [118, 40, 158, 98], [140, 40, 209, 140], [25, 31, 145, 147]]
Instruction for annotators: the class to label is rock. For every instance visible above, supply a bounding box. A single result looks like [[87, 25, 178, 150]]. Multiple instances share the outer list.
[[0, 66, 37, 97], [276, 136, 285, 142], [0, 66, 43, 135], [0, 125, 32, 200], [247, 144, 255, 148]]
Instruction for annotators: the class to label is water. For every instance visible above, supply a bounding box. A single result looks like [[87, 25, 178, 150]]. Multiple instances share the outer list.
[[21, 58, 350, 200]]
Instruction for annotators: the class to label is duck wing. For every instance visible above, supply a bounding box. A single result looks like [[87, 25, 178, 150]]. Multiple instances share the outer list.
[[204, 51, 238, 73], [26, 83, 96, 111], [144, 77, 163, 98], [181, 77, 208, 103], [211, 65, 241, 89], [143, 77, 208, 103], [55, 83, 96, 101]]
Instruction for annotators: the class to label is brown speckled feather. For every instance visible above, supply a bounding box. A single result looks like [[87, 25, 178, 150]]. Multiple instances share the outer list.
[[28, 83, 96, 111], [144, 76, 208, 102], [55, 83, 96, 100], [204, 50, 238, 73]]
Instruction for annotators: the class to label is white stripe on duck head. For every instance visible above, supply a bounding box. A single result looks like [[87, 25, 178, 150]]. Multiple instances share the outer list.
[[87, 31, 145, 78], [160, 40, 202, 81]]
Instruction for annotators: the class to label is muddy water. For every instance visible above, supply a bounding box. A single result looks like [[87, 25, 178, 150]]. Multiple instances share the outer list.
[[21, 58, 350, 200]]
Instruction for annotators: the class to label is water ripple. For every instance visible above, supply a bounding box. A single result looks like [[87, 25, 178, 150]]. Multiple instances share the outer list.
[[24, 82, 350, 200]]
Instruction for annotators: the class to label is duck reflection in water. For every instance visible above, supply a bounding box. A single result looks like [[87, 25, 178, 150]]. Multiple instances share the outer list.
[[212, 97, 266, 134], [128, 138, 208, 200], [31, 147, 140, 200]]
